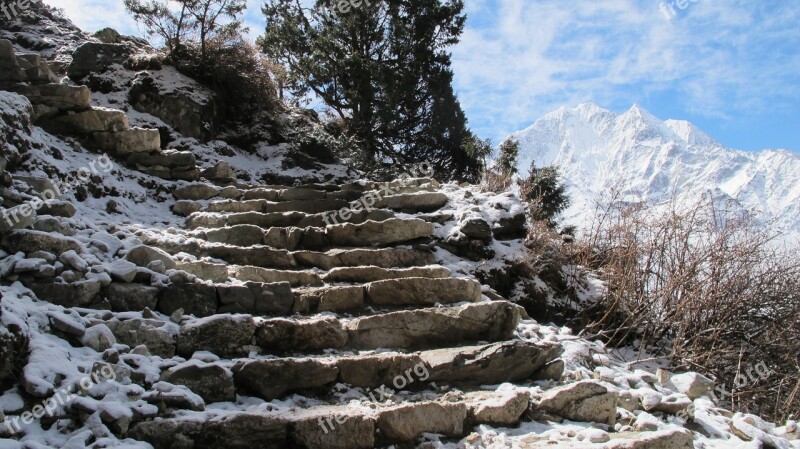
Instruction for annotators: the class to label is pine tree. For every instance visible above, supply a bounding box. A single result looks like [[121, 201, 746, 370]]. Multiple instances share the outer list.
[[520, 162, 570, 229], [496, 139, 519, 178], [261, 0, 483, 181]]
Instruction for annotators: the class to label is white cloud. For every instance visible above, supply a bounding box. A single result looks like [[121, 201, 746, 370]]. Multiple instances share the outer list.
[[452, 0, 800, 139]]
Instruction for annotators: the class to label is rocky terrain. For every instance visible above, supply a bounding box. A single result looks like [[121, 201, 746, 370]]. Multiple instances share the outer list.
[[1, 4, 799, 449]]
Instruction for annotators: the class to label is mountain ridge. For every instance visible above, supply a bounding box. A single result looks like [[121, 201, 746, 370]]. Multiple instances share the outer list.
[[507, 103, 800, 236]]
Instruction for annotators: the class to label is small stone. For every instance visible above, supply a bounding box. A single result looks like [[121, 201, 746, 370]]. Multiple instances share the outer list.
[[170, 308, 184, 324]]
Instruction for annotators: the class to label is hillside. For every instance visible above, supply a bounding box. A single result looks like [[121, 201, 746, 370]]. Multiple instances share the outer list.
[[508, 103, 800, 237], [1, 3, 799, 449]]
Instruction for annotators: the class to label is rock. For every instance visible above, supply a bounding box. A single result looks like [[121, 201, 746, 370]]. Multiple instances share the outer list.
[[232, 358, 338, 400], [91, 128, 161, 155], [326, 218, 433, 247], [68, 42, 133, 79], [81, 324, 116, 352], [49, 312, 86, 337], [38, 200, 76, 218], [157, 282, 218, 317], [201, 161, 234, 181], [294, 248, 435, 270], [460, 216, 493, 242], [51, 107, 129, 134], [0, 204, 37, 233], [322, 265, 451, 283], [125, 245, 177, 270], [422, 341, 562, 386], [59, 250, 88, 272], [207, 199, 266, 213], [160, 360, 236, 404], [204, 225, 265, 246], [288, 407, 375, 449], [374, 192, 449, 212], [377, 401, 466, 441], [172, 200, 203, 217], [5, 84, 91, 114], [2, 229, 81, 254], [293, 285, 365, 314], [106, 318, 177, 358], [263, 199, 349, 214], [346, 301, 520, 350], [465, 390, 530, 426], [365, 277, 481, 306], [174, 184, 219, 201], [533, 359, 566, 381], [256, 316, 347, 352], [230, 266, 322, 287], [336, 353, 426, 388], [535, 380, 618, 426], [279, 187, 328, 201], [663, 371, 714, 400], [0, 39, 26, 83], [493, 213, 527, 240], [175, 260, 228, 283], [93, 28, 123, 43], [106, 283, 159, 312], [242, 188, 280, 201], [29, 280, 102, 307], [129, 70, 219, 141], [128, 149, 196, 170], [216, 282, 294, 315], [102, 259, 139, 283], [178, 314, 256, 358], [129, 413, 287, 449]]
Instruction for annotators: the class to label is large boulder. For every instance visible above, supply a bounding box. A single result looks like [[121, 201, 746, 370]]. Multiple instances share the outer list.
[[336, 353, 426, 388], [106, 283, 159, 312], [28, 280, 102, 307], [288, 407, 375, 449], [374, 192, 448, 212], [129, 413, 287, 449], [0, 39, 26, 83], [322, 265, 451, 283], [464, 390, 531, 426], [129, 70, 219, 141], [294, 248, 435, 270], [68, 42, 133, 80], [124, 245, 177, 270]]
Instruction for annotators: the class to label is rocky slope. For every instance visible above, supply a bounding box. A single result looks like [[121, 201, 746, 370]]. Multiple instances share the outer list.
[[1, 4, 799, 449], [508, 103, 800, 238]]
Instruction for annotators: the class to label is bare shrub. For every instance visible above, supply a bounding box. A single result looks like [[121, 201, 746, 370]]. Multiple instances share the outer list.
[[580, 191, 800, 421]]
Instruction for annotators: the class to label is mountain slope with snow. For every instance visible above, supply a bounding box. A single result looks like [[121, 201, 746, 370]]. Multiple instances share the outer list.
[[508, 103, 800, 236]]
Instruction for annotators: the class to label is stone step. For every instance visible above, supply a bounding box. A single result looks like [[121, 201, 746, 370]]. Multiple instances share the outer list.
[[293, 247, 436, 270], [517, 428, 694, 448], [321, 265, 451, 283], [228, 265, 323, 287], [197, 191, 448, 217], [184, 209, 394, 229], [129, 387, 538, 449], [228, 340, 560, 401], [175, 300, 515, 357], [188, 218, 434, 250]]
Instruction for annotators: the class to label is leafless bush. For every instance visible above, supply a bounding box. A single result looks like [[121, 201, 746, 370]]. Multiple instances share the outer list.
[[580, 191, 800, 421]]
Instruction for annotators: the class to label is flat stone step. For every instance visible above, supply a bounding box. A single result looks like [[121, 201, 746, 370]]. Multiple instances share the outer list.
[[345, 301, 520, 350], [293, 247, 436, 270], [142, 236, 298, 269], [176, 301, 520, 356], [228, 265, 323, 287], [128, 386, 536, 449], [228, 340, 560, 402], [185, 209, 394, 230], [321, 265, 451, 283], [517, 428, 694, 448]]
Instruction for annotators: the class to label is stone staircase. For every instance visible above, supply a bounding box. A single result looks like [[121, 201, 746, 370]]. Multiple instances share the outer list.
[[0, 39, 200, 181]]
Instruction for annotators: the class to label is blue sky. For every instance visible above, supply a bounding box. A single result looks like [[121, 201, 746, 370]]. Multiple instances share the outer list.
[[48, 0, 800, 152]]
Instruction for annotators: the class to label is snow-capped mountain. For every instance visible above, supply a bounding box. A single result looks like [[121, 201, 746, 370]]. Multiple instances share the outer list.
[[507, 103, 800, 236]]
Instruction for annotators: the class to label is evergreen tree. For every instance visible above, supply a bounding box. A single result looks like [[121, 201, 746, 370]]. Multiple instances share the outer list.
[[520, 161, 570, 229], [261, 0, 483, 181], [496, 139, 519, 178]]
